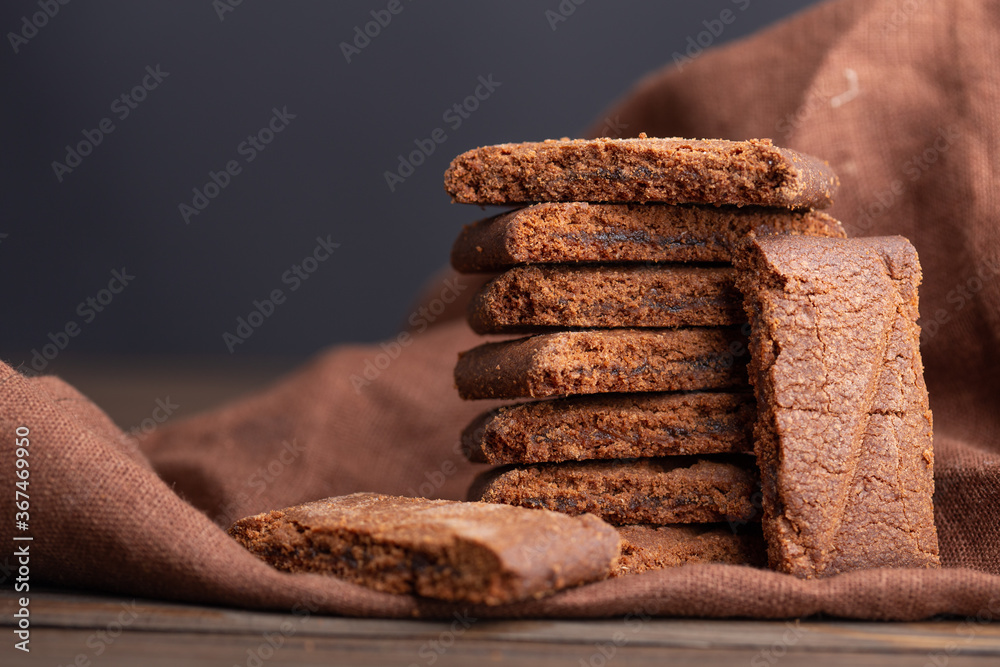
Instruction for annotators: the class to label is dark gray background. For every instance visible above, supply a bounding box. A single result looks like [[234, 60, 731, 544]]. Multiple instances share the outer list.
[[1, 0, 822, 367]]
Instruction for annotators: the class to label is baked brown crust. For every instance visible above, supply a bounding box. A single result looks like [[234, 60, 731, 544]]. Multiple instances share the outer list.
[[454, 328, 748, 400], [443, 137, 839, 208], [473, 457, 759, 525], [228, 492, 621, 605], [467, 264, 742, 333], [614, 524, 767, 576], [451, 203, 845, 273], [734, 234, 940, 578], [462, 392, 754, 464]]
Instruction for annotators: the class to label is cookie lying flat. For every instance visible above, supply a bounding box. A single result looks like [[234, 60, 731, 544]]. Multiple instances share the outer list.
[[228, 493, 621, 605], [734, 235, 940, 578], [614, 524, 767, 577], [473, 457, 758, 525], [455, 328, 748, 400], [463, 392, 754, 464], [468, 265, 742, 333], [451, 203, 845, 272], [443, 137, 838, 208]]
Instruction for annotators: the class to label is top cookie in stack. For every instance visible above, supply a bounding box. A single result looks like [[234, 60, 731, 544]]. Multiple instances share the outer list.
[[444, 135, 838, 208], [445, 135, 844, 576]]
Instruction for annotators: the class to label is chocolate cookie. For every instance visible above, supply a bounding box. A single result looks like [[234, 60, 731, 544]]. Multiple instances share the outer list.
[[614, 524, 766, 576], [463, 392, 754, 464], [734, 235, 940, 578], [472, 457, 759, 525], [451, 203, 845, 272], [443, 137, 838, 208], [468, 265, 742, 333], [228, 493, 621, 605], [455, 328, 748, 400]]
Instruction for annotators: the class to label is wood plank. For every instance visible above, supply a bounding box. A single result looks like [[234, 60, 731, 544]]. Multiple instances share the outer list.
[[3, 589, 1000, 659], [17, 628, 1000, 667]]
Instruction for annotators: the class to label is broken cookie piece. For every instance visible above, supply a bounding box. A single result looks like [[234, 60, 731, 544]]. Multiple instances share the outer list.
[[228, 492, 621, 604]]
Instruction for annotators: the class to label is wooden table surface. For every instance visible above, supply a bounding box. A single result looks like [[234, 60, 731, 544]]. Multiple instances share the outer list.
[[5, 358, 998, 666], [3, 588, 1000, 666]]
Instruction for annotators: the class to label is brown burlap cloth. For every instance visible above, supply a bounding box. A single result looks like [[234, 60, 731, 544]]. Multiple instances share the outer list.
[[3, 0, 1000, 621]]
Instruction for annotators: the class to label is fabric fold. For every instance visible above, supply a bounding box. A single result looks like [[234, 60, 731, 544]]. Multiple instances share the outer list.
[[2, 0, 999, 619]]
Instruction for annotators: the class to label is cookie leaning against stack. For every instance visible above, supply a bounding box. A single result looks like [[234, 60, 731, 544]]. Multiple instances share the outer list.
[[734, 234, 940, 577], [445, 136, 845, 576]]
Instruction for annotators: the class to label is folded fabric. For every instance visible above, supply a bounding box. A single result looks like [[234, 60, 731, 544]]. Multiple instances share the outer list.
[[2, 0, 999, 620]]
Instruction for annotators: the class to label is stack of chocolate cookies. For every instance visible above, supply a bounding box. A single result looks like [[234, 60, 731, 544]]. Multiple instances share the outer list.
[[226, 136, 939, 600], [444, 136, 845, 575]]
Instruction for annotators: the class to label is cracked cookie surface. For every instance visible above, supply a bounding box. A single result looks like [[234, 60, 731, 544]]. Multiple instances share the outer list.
[[734, 235, 939, 578]]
